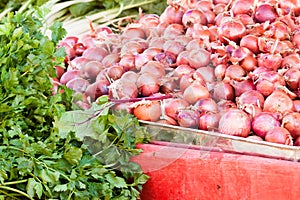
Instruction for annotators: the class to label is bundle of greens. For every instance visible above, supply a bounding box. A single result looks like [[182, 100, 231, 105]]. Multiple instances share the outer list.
[[0, 5, 149, 199], [1, 0, 167, 35]]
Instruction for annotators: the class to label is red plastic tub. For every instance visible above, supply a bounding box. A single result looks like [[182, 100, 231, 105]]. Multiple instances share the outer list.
[[133, 142, 300, 200]]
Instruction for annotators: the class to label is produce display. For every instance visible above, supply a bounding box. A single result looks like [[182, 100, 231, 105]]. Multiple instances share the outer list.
[[56, 0, 300, 146], [0, 4, 150, 199]]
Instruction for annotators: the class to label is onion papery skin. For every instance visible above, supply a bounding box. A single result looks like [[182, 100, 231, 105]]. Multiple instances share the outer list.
[[282, 112, 300, 138], [218, 109, 251, 137], [265, 127, 293, 145], [263, 90, 294, 119], [251, 112, 281, 138]]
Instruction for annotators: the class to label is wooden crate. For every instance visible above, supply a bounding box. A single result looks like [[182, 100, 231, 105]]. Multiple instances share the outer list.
[[133, 142, 300, 200]]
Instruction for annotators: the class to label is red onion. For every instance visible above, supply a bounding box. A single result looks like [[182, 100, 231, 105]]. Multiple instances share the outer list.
[[213, 3, 226, 15], [263, 90, 294, 119], [195, 0, 213, 11], [179, 73, 204, 91], [217, 99, 236, 113], [176, 51, 190, 65], [120, 40, 147, 56], [133, 100, 162, 122], [284, 68, 300, 91], [213, 81, 234, 102], [199, 112, 220, 131], [254, 3, 278, 23], [214, 64, 227, 81], [268, 21, 291, 40], [138, 14, 160, 37], [186, 38, 207, 51], [82, 47, 108, 62], [173, 64, 195, 78], [182, 9, 207, 27], [80, 60, 104, 81], [236, 90, 265, 108], [136, 73, 160, 97], [187, 49, 211, 69], [194, 98, 218, 113], [240, 35, 259, 54], [218, 19, 246, 43], [122, 23, 146, 39], [164, 98, 189, 120], [224, 64, 246, 81], [230, 79, 255, 97], [183, 81, 210, 104], [218, 109, 251, 137], [242, 104, 262, 118], [163, 24, 185, 40], [163, 40, 184, 56], [281, 53, 300, 70], [257, 53, 282, 71], [85, 80, 110, 101], [102, 53, 120, 68], [231, 0, 254, 16], [251, 112, 281, 138], [240, 55, 257, 72], [203, 10, 216, 24], [176, 109, 200, 128], [229, 47, 253, 64], [120, 71, 139, 83], [282, 112, 300, 138], [119, 54, 135, 72], [149, 37, 166, 49], [154, 52, 177, 66], [140, 61, 165, 78], [258, 37, 277, 53], [109, 79, 138, 99], [236, 14, 255, 26], [66, 77, 90, 93], [60, 70, 80, 85], [138, 14, 160, 27], [265, 127, 293, 145], [274, 40, 294, 56], [160, 5, 184, 25], [68, 57, 90, 71], [195, 66, 215, 84], [255, 71, 286, 97], [106, 65, 124, 81], [160, 77, 177, 94], [59, 36, 78, 47]]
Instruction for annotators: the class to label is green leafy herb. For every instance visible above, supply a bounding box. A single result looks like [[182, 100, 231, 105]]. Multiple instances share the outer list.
[[0, 6, 149, 199]]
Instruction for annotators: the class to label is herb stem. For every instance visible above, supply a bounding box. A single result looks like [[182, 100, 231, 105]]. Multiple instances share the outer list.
[[0, 186, 34, 200], [1, 179, 28, 186], [0, 189, 19, 199]]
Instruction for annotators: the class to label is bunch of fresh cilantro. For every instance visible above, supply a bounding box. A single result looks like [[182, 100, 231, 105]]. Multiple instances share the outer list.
[[0, 6, 149, 200]]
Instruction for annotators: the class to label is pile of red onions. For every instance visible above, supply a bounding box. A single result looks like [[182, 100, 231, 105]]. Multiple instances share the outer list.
[[54, 0, 300, 146]]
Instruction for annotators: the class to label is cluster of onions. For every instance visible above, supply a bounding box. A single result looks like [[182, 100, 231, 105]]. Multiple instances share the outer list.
[[54, 0, 300, 146]]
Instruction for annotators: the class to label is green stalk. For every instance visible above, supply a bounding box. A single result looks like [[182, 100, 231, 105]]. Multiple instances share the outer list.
[[1, 179, 28, 186], [0, 186, 34, 200], [0, 189, 19, 199]]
